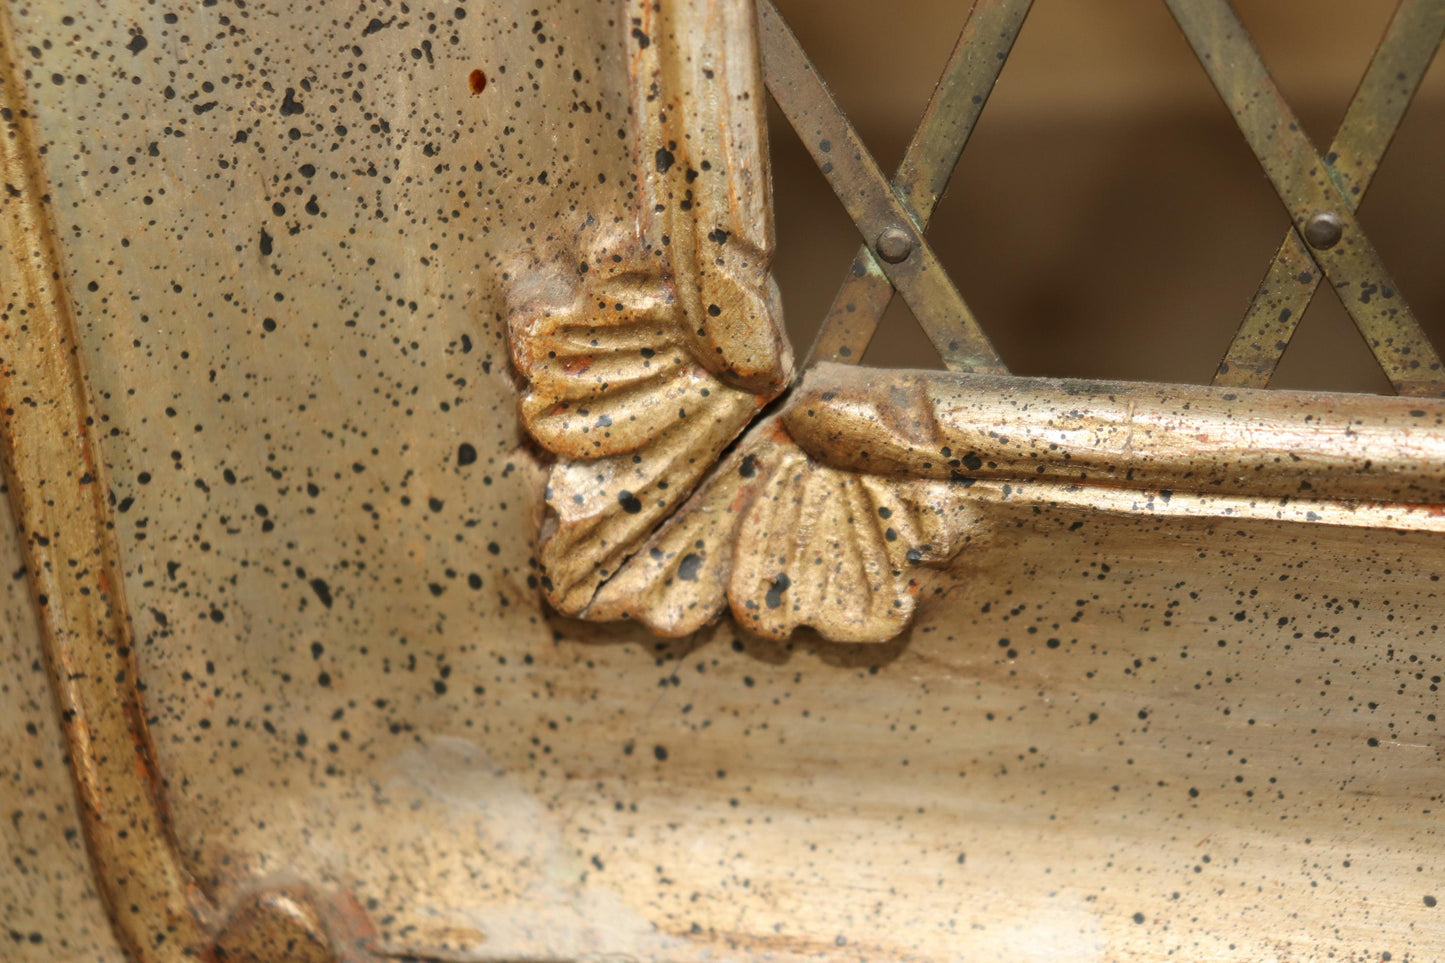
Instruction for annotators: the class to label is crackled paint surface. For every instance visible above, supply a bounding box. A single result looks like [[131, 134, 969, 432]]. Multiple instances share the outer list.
[[1, 1, 1443, 962]]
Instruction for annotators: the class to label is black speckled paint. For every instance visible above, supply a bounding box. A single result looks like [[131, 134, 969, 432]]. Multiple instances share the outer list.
[[0, 1, 1441, 962]]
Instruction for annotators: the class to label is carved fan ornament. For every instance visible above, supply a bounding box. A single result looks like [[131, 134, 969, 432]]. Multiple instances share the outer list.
[[506, 0, 965, 642], [4, 2, 1445, 961], [508, 0, 1445, 645]]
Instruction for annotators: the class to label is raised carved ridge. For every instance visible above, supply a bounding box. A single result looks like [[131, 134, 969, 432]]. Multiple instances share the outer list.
[[0, 10, 399, 962], [784, 364, 1445, 505], [506, 1, 1445, 646], [0, 12, 213, 958], [508, 0, 796, 620]]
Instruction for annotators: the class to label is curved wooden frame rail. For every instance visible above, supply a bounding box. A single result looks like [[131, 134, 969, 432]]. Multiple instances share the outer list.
[[1, 0, 1442, 960], [0, 10, 383, 963]]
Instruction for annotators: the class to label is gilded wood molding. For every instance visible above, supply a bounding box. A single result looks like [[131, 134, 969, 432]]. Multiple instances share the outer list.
[[785, 364, 1445, 505], [508, 0, 794, 615], [0, 12, 212, 958], [1, 0, 1442, 960], [0, 9, 370, 963], [506, 0, 1445, 645], [540, 363, 1445, 644]]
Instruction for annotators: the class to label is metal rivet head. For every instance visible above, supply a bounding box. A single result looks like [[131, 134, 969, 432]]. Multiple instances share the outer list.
[[1303, 212, 1344, 250], [875, 226, 914, 264]]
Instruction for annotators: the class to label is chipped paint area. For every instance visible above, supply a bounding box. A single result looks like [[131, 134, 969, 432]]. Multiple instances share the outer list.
[[379, 737, 698, 961]]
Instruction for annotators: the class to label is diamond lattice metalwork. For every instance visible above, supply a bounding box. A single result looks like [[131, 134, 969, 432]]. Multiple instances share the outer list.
[[760, 0, 1445, 396]]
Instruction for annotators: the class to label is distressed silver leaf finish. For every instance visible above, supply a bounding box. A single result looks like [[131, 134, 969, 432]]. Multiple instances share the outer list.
[[1, 1, 1444, 962], [581, 420, 983, 642], [507, 0, 794, 620]]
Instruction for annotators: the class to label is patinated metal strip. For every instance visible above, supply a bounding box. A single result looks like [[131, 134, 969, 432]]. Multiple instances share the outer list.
[[1215, 0, 1445, 389], [805, 0, 1032, 367], [0, 11, 212, 960], [757, 0, 1006, 374], [1166, 0, 1445, 396]]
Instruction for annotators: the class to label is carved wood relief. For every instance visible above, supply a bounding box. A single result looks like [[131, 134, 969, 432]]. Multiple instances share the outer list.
[[2, 0, 1444, 961], [508, 0, 796, 626], [507, 0, 1445, 644]]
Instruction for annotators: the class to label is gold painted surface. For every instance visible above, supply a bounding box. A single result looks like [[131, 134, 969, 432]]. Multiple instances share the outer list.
[[508, 0, 793, 618], [0, 2, 1441, 962], [0, 480, 123, 961], [0, 11, 211, 956]]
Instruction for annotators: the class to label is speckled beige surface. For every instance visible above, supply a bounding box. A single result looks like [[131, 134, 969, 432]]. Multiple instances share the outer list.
[[1, 1, 1442, 961]]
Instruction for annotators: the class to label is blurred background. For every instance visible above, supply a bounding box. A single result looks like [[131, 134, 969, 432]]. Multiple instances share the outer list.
[[767, 0, 1445, 393]]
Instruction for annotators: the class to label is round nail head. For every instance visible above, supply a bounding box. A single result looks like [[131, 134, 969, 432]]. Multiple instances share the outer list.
[[875, 226, 913, 264], [1303, 212, 1343, 250]]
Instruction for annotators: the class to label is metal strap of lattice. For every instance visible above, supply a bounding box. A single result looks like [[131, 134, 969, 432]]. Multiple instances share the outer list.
[[759, 0, 1445, 396]]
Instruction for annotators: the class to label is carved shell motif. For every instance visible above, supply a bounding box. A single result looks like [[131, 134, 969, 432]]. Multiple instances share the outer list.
[[505, 0, 1445, 645], [506, 0, 982, 642]]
